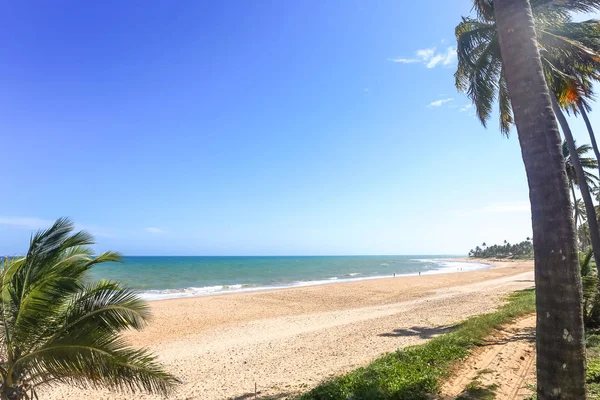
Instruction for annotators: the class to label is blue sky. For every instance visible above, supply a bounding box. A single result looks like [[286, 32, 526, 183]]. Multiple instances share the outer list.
[[2, 0, 599, 255]]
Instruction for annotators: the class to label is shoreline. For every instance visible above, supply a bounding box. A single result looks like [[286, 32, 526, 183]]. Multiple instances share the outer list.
[[140, 257, 492, 301], [129, 259, 532, 344]]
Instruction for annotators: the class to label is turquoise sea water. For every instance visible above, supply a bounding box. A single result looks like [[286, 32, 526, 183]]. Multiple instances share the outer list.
[[87, 256, 487, 300]]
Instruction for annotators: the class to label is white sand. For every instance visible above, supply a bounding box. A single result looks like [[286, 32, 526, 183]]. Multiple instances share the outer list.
[[41, 260, 534, 400]]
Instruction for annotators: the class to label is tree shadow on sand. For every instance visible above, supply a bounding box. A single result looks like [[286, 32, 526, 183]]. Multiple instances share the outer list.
[[229, 391, 296, 400], [453, 383, 498, 399], [478, 326, 536, 346], [378, 324, 460, 339]]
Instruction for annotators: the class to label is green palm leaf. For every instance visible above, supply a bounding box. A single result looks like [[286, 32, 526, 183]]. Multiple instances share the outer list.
[[456, 6, 600, 135], [0, 219, 179, 398]]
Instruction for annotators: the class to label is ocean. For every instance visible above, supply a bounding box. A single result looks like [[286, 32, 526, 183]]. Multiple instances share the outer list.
[[86, 255, 487, 301]]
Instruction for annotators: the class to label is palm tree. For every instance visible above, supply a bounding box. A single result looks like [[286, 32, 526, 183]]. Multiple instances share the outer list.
[[457, 0, 587, 396], [0, 219, 179, 399], [456, 14, 600, 134], [580, 248, 600, 326], [550, 92, 600, 268], [578, 101, 600, 181], [563, 139, 599, 226], [563, 140, 598, 189], [575, 198, 587, 227], [549, 40, 600, 184], [579, 221, 593, 251], [456, 9, 600, 269]]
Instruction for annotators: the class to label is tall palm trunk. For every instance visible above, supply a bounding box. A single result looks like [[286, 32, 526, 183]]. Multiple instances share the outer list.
[[551, 95, 600, 269], [578, 102, 600, 182], [571, 183, 579, 228], [493, 0, 586, 398]]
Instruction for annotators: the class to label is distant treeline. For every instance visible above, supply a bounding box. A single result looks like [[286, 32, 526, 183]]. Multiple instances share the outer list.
[[468, 238, 533, 259]]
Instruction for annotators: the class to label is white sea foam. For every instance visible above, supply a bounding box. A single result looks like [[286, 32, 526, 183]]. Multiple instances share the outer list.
[[409, 259, 488, 275], [139, 285, 259, 301], [189, 285, 224, 293], [138, 259, 489, 301]]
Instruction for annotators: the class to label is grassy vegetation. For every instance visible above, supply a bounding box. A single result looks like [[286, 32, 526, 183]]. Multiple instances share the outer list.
[[298, 289, 535, 400], [523, 333, 600, 400], [455, 382, 498, 400], [586, 333, 600, 398]]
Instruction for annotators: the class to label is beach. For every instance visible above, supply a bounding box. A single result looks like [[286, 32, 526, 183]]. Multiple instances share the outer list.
[[42, 259, 534, 400]]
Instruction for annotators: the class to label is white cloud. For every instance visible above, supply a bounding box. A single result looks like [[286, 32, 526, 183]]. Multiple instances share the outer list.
[[444, 48, 457, 64], [416, 47, 436, 60], [0, 217, 116, 238], [79, 224, 116, 238], [145, 227, 164, 234], [455, 201, 530, 217], [392, 46, 456, 68], [433, 47, 457, 68], [0, 217, 54, 230], [425, 55, 444, 68], [429, 98, 453, 107], [460, 104, 473, 112], [392, 58, 420, 64]]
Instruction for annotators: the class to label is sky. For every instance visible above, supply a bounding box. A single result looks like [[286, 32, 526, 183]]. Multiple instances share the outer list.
[[2, 0, 600, 256]]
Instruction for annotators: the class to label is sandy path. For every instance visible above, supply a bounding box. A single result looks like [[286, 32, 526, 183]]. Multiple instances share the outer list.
[[42, 260, 534, 400], [441, 315, 536, 399]]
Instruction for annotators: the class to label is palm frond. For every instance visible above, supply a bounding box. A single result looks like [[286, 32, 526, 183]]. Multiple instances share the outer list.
[[582, 248, 595, 276], [498, 68, 513, 136], [0, 219, 179, 396], [455, 6, 600, 139], [19, 340, 180, 396], [455, 19, 503, 129], [43, 281, 151, 345], [471, 0, 495, 22], [533, 0, 600, 14]]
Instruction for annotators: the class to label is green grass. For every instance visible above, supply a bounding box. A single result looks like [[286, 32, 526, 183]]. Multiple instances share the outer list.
[[520, 326, 600, 399], [455, 382, 498, 400], [586, 329, 600, 398], [298, 289, 535, 400], [523, 384, 537, 400]]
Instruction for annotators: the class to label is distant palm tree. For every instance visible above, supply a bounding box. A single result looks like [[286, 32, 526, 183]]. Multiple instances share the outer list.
[[563, 140, 598, 188], [563, 139, 599, 226], [579, 222, 593, 252], [0, 219, 179, 399], [575, 199, 587, 226]]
